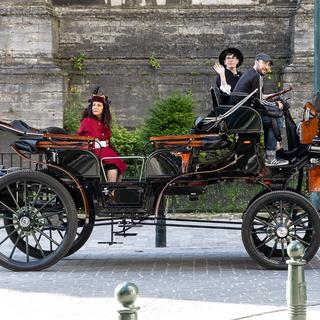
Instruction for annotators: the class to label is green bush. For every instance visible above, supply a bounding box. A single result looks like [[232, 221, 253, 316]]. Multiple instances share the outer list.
[[167, 182, 264, 214], [111, 124, 144, 155], [63, 87, 85, 133], [140, 91, 196, 140]]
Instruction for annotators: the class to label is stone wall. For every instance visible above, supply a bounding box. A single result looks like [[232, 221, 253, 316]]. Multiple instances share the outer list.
[[56, 0, 298, 128], [0, 1, 64, 129], [0, 0, 314, 136], [283, 0, 315, 120]]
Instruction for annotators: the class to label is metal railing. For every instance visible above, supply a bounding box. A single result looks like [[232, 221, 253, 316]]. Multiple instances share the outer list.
[[0, 152, 43, 171]]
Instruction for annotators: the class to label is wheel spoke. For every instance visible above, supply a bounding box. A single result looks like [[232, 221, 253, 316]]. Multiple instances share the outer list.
[[34, 227, 60, 247], [23, 180, 27, 207], [295, 227, 314, 232], [0, 223, 18, 230], [281, 240, 286, 262], [0, 227, 19, 246], [268, 238, 279, 258], [9, 231, 23, 259], [0, 201, 18, 215], [37, 233, 43, 245], [256, 235, 275, 249], [292, 235, 311, 246], [254, 216, 272, 227], [6, 185, 21, 211], [288, 205, 295, 219], [289, 213, 308, 227], [262, 205, 278, 222], [31, 231, 46, 257], [279, 200, 284, 224], [252, 230, 269, 234], [30, 184, 43, 212], [38, 195, 57, 212], [251, 227, 269, 234], [57, 230, 64, 240]]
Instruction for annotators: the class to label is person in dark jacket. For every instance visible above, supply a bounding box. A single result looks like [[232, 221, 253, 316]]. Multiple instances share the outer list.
[[77, 94, 127, 181], [213, 48, 243, 104], [233, 53, 288, 166]]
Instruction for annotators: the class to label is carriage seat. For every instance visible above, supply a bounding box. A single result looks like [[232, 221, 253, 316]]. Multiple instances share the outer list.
[[150, 133, 227, 151], [0, 120, 93, 154], [10, 120, 67, 135]]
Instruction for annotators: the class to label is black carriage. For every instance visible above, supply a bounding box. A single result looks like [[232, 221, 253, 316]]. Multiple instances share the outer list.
[[0, 88, 320, 271]]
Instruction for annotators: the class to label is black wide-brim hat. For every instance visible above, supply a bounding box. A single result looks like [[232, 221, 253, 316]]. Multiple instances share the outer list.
[[219, 48, 243, 68]]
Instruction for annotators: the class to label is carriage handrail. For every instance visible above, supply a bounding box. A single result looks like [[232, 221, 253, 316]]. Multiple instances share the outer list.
[[198, 89, 259, 133], [216, 88, 258, 121], [100, 156, 145, 182]]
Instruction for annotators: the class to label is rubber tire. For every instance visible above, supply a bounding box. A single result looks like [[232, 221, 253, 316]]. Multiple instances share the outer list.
[[64, 213, 95, 256], [242, 190, 320, 270], [0, 170, 78, 271], [34, 169, 95, 257]]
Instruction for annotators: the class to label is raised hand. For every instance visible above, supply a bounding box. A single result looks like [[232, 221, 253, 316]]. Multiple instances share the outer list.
[[212, 63, 225, 76]]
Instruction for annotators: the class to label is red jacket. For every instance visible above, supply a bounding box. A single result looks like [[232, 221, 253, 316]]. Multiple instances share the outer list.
[[77, 117, 127, 174]]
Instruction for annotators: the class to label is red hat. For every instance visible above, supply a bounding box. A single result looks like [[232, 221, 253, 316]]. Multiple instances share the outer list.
[[92, 95, 107, 104]]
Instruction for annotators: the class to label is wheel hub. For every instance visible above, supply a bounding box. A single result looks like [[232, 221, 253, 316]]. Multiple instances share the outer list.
[[18, 216, 31, 230], [16, 206, 45, 231], [275, 225, 289, 238]]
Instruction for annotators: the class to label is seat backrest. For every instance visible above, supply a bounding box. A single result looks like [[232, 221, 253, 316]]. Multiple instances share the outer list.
[[10, 120, 39, 134], [210, 87, 220, 110], [41, 127, 67, 134], [213, 87, 225, 105]]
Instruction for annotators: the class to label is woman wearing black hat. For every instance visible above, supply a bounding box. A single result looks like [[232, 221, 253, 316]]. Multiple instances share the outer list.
[[213, 48, 243, 103]]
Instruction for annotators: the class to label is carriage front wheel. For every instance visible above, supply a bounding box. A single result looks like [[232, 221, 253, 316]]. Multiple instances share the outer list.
[[242, 190, 320, 269], [0, 170, 78, 271]]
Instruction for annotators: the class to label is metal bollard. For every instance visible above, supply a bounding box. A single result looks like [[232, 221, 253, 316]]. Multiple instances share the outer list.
[[155, 217, 166, 248], [286, 240, 307, 320], [114, 281, 140, 320], [155, 197, 167, 248]]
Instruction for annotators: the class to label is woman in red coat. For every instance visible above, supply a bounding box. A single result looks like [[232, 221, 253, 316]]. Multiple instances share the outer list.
[[77, 94, 127, 182]]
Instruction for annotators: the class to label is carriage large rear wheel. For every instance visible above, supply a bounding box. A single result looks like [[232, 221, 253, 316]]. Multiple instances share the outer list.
[[242, 190, 320, 269], [0, 170, 77, 271], [65, 213, 94, 256], [35, 168, 94, 257]]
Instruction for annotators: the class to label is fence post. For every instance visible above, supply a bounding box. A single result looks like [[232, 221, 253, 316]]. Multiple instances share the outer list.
[[286, 240, 307, 320], [114, 281, 140, 320]]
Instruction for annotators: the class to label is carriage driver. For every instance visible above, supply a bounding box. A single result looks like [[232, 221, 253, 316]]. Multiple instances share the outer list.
[[232, 53, 289, 167]]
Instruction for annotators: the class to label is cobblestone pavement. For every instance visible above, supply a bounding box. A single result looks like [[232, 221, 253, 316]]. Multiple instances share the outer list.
[[0, 219, 319, 319]]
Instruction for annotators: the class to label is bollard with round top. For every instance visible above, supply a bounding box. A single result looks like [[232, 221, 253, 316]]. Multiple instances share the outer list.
[[286, 240, 307, 320], [114, 282, 140, 320]]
